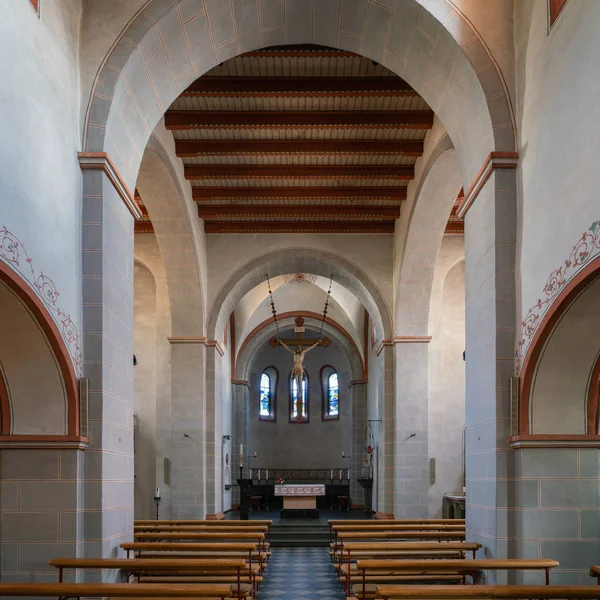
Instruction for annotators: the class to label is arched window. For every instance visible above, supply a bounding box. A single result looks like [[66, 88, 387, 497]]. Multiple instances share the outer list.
[[259, 367, 277, 422], [289, 371, 309, 423], [321, 365, 340, 420]]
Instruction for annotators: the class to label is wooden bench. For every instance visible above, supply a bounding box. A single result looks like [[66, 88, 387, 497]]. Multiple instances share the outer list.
[[0, 583, 233, 599], [49, 558, 254, 600], [336, 542, 482, 592], [121, 542, 261, 562], [134, 520, 273, 526], [335, 531, 466, 564], [375, 584, 600, 599], [130, 533, 268, 568], [327, 519, 464, 545], [352, 558, 559, 599]]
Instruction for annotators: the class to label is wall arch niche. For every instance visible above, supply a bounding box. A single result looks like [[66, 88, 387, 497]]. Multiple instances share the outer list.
[[520, 266, 600, 437]]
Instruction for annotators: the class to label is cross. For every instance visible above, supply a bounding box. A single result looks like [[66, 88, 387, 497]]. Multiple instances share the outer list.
[[268, 316, 330, 349]]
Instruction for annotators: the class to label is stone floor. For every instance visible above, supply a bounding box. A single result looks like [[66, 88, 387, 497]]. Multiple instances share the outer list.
[[260, 547, 346, 600]]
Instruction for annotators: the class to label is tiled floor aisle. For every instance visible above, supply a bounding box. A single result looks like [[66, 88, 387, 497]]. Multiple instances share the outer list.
[[260, 547, 347, 600]]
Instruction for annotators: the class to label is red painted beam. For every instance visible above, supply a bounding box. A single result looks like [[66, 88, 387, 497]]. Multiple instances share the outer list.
[[182, 76, 416, 97], [204, 221, 395, 233], [185, 164, 414, 179], [165, 110, 434, 129], [198, 204, 400, 219], [192, 186, 407, 200], [175, 139, 423, 156]]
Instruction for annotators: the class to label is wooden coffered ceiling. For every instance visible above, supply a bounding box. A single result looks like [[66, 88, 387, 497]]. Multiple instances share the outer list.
[[162, 45, 434, 234]]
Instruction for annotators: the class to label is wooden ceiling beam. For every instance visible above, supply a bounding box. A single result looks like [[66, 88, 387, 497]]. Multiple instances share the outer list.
[[192, 186, 407, 200], [204, 221, 395, 233], [198, 205, 400, 219], [185, 164, 414, 179], [165, 110, 434, 129], [182, 76, 416, 97], [176, 139, 423, 156]]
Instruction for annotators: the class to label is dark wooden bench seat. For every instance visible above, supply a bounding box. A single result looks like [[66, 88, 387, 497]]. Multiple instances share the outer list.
[[0, 583, 233, 599], [135, 520, 273, 526], [375, 584, 600, 599], [352, 558, 559, 597]]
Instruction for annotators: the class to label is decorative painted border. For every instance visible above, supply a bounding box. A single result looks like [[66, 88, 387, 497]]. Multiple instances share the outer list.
[[516, 220, 600, 373], [0, 226, 82, 374]]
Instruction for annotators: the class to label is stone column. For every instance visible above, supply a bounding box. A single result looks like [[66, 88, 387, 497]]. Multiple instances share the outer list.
[[80, 156, 139, 570], [168, 341, 207, 519], [351, 382, 367, 509], [375, 345, 395, 517], [462, 161, 518, 571], [394, 341, 430, 518], [232, 381, 249, 508]]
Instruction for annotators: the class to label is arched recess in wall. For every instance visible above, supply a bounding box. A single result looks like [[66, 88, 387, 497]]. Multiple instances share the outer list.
[[208, 248, 391, 345], [83, 0, 515, 195], [0, 263, 81, 442], [517, 258, 600, 440], [136, 136, 205, 336], [236, 315, 363, 384], [394, 146, 462, 331]]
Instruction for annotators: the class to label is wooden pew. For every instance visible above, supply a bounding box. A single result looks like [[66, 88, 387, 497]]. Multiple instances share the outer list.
[[335, 531, 466, 564], [131, 533, 267, 568], [336, 542, 482, 592], [327, 520, 465, 545], [375, 585, 600, 599], [0, 583, 232, 599], [135, 520, 273, 525], [352, 558, 559, 599], [49, 558, 254, 600], [121, 541, 259, 562]]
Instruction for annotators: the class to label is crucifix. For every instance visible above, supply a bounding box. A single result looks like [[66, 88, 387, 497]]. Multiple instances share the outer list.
[[269, 317, 330, 419]]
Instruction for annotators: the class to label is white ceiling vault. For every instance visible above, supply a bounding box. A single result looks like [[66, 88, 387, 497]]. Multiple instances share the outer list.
[[233, 273, 366, 364]]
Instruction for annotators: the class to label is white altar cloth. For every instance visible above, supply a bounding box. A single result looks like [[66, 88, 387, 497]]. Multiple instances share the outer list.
[[275, 484, 325, 496]]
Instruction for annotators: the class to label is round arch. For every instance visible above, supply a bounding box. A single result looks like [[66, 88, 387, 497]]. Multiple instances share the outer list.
[[207, 247, 392, 343], [0, 262, 81, 440], [518, 258, 600, 437], [83, 0, 514, 193], [137, 133, 205, 336], [395, 147, 462, 331], [236, 311, 364, 381]]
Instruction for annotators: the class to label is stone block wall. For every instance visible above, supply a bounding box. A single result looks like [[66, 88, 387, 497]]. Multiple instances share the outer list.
[[0, 449, 83, 582]]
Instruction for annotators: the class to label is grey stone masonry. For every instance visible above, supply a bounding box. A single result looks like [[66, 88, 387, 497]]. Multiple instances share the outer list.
[[463, 167, 517, 574], [0, 449, 84, 582], [82, 167, 135, 576]]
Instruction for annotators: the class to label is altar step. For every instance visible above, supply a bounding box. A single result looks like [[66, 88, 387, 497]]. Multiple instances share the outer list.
[[270, 523, 330, 547]]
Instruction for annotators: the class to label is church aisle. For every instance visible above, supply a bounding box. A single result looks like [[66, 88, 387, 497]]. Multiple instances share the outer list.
[[260, 547, 346, 600]]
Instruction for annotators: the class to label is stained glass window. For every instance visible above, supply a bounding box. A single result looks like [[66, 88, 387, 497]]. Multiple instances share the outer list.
[[290, 372, 308, 422], [321, 365, 340, 420], [327, 372, 339, 417], [260, 373, 271, 417], [259, 367, 277, 421]]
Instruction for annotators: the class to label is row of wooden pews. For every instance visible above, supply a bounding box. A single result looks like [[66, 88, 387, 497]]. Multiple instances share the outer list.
[[0, 519, 273, 600], [329, 519, 600, 600]]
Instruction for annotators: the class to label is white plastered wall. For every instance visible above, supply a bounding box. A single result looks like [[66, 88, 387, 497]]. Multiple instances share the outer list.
[[515, 0, 600, 344], [0, 1, 83, 371]]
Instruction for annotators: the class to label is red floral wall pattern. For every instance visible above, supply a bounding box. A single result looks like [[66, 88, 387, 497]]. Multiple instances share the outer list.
[[0, 226, 82, 375], [516, 220, 600, 374]]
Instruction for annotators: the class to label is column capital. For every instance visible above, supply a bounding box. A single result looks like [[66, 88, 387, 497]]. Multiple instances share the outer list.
[[458, 152, 518, 219], [78, 152, 142, 220]]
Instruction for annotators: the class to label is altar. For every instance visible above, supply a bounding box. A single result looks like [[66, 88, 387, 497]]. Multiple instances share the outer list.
[[274, 483, 326, 518]]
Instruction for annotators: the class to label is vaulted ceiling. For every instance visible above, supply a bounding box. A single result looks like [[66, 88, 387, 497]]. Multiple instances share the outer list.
[[162, 44, 433, 234]]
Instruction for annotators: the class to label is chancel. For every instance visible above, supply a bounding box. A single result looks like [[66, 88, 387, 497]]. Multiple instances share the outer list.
[[1, 1, 600, 596]]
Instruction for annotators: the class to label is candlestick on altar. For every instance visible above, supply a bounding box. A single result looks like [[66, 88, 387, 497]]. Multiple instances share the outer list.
[[266, 469, 268, 480], [339, 469, 342, 480], [257, 469, 261, 480]]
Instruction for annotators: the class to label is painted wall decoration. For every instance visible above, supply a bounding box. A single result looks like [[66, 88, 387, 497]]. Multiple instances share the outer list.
[[283, 273, 318, 285], [0, 226, 82, 374], [516, 220, 600, 373]]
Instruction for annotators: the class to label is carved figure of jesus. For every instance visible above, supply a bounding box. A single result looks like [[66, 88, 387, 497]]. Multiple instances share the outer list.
[[278, 338, 322, 416]]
